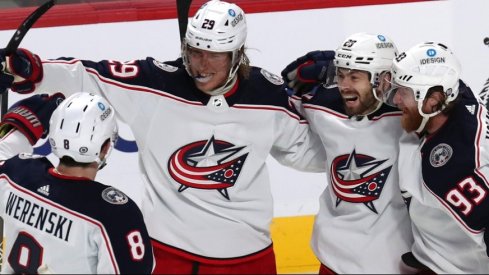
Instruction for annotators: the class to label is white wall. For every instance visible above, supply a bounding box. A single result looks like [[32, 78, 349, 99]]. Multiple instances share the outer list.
[[1, 0, 488, 217]]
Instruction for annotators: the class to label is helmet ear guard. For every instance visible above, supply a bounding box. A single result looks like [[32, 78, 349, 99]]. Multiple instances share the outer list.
[[48, 92, 118, 167]]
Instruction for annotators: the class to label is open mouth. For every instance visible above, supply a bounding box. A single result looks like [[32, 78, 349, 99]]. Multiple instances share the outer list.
[[194, 73, 213, 83], [343, 94, 358, 106]]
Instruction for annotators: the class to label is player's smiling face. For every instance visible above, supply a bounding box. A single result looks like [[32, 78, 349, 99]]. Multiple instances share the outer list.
[[392, 86, 423, 132], [336, 68, 378, 116], [187, 47, 232, 93]]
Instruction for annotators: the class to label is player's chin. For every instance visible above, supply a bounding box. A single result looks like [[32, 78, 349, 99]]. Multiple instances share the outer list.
[[401, 113, 422, 133], [195, 82, 215, 93]]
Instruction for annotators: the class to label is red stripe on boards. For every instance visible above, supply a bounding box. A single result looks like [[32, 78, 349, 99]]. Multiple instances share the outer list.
[[0, 0, 431, 30]]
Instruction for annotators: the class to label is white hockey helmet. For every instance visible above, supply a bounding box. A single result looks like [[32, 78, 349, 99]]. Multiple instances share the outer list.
[[182, 0, 247, 92], [335, 32, 398, 88], [48, 92, 118, 165], [386, 42, 461, 110], [185, 0, 246, 53]]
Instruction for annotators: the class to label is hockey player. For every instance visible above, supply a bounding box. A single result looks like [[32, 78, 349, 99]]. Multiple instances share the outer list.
[[383, 42, 489, 273], [281, 33, 414, 273], [0, 92, 154, 274], [0, 0, 325, 273]]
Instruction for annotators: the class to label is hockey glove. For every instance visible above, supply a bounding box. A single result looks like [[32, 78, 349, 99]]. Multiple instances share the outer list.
[[281, 50, 336, 96], [0, 48, 43, 94], [0, 93, 65, 145]]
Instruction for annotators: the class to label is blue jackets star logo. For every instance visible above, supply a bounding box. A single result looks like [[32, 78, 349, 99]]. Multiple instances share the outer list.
[[168, 135, 248, 200], [330, 149, 392, 213]]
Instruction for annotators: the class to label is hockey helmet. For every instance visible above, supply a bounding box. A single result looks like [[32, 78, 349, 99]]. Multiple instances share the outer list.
[[49, 92, 118, 165], [384, 42, 461, 117], [335, 33, 398, 88], [182, 0, 247, 87]]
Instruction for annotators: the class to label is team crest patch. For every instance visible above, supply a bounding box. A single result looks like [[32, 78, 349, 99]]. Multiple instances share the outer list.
[[429, 143, 453, 167], [260, 69, 284, 85], [153, 60, 178, 72], [102, 187, 129, 205]]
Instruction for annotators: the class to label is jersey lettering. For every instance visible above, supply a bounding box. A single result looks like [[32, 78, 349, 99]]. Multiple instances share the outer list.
[[108, 60, 138, 78], [8, 231, 43, 274], [395, 52, 407, 62], [446, 176, 487, 215], [201, 19, 215, 30], [126, 230, 145, 261]]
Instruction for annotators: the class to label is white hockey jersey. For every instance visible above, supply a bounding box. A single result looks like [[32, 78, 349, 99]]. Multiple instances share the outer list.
[[294, 86, 413, 273], [398, 82, 489, 273], [30, 57, 326, 261], [0, 131, 154, 274]]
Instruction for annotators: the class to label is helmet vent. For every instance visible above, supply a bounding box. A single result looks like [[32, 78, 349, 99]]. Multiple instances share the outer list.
[[400, 75, 413, 81], [60, 119, 64, 129], [225, 20, 229, 26], [76, 122, 80, 133], [437, 43, 448, 50], [83, 105, 88, 112]]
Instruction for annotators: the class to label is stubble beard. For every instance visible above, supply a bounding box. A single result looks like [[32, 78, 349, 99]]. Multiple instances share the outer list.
[[343, 93, 378, 117]]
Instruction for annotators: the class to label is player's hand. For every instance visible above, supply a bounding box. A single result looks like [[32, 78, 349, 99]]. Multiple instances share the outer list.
[[281, 50, 335, 96], [1, 93, 65, 144], [0, 48, 43, 94], [0, 50, 14, 93]]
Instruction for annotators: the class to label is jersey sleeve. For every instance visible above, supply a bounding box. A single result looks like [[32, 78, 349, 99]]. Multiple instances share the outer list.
[[268, 86, 327, 172], [96, 197, 154, 274], [35, 57, 163, 127], [0, 129, 33, 161]]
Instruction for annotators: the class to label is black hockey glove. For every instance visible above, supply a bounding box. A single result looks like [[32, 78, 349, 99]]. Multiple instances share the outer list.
[[0, 93, 65, 145], [281, 50, 336, 96], [0, 48, 43, 94]]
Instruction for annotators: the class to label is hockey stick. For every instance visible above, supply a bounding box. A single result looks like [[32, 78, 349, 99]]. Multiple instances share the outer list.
[[0, 0, 56, 118], [177, 0, 193, 42]]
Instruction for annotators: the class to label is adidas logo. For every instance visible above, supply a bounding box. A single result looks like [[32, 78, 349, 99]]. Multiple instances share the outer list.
[[466, 105, 476, 115], [37, 185, 50, 196]]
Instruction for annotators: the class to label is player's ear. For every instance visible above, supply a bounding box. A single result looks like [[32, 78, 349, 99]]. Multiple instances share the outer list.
[[100, 139, 111, 158], [422, 86, 446, 114]]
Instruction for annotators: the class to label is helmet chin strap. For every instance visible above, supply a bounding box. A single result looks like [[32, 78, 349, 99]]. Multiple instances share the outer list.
[[415, 100, 442, 135], [372, 86, 382, 102], [415, 116, 430, 135], [200, 51, 243, 96], [96, 142, 115, 170], [201, 76, 237, 96], [357, 87, 383, 117]]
